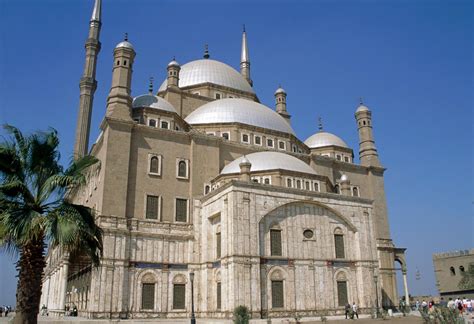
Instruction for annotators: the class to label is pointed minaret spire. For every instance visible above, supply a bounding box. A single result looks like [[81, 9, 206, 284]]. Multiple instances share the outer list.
[[91, 0, 101, 22], [203, 44, 210, 59], [240, 25, 252, 86], [74, 0, 102, 159], [148, 77, 154, 94]]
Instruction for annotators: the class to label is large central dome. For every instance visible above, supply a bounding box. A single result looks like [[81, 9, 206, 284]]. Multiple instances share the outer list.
[[184, 98, 295, 135], [158, 59, 255, 94]]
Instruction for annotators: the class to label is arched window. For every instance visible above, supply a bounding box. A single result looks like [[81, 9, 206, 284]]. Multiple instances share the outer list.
[[450, 266, 456, 276], [334, 228, 345, 259], [148, 119, 157, 127], [287, 178, 292, 188], [270, 269, 285, 308], [305, 181, 310, 190], [149, 156, 159, 174], [222, 132, 229, 140], [216, 281, 222, 310], [204, 185, 210, 195], [177, 160, 187, 178], [336, 273, 349, 307], [352, 187, 359, 197], [264, 178, 270, 185], [314, 182, 319, 192], [160, 121, 169, 129], [460, 266, 465, 272], [296, 180, 301, 189], [335, 185, 340, 194], [216, 231, 221, 259]]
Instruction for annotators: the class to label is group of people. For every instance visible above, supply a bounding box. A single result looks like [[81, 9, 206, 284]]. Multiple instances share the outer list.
[[447, 297, 473, 314], [415, 297, 474, 314], [0, 306, 11, 317], [344, 302, 359, 319]]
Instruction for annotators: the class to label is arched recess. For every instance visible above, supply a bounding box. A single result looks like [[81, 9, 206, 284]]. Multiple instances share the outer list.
[[258, 201, 357, 257], [262, 200, 357, 232], [137, 270, 158, 311], [267, 266, 288, 310]]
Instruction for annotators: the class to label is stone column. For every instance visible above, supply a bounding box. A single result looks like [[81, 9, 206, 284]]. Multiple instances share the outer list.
[[402, 270, 410, 306], [58, 261, 69, 313]]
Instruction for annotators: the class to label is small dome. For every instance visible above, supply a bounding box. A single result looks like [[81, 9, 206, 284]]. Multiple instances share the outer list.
[[240, 156, 251, 165], [274, 87, 286, 95], [115, 41, 134, 50], [221, 152, 316, 175], [158, 59, 255, 94], [168, 59, 180, 67], [132, 94, 176, 113], [356, 104, 370, 113], [185, 98, 295, 135], [304, 131, 349, 149]]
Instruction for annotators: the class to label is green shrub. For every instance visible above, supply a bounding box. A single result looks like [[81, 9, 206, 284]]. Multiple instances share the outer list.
[[233, 305, 250, 324]]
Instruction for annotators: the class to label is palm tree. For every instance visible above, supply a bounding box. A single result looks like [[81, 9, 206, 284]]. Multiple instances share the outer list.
[[0, 125, 103, 324]]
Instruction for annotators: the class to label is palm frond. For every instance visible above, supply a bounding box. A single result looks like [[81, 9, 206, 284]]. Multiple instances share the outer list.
[[46, 202, 102, 266]]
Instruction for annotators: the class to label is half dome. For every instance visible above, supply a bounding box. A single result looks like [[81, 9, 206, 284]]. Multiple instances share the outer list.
[[132, 94, 176, 113], [184, 98, 295, 135], [304, 131, 349, 149], [221, 151, 316, 175], [158, 59, 255, 94]]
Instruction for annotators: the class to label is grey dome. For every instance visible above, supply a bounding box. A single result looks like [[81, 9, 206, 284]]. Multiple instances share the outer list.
[[356, 104, 370, 113], [274, 87, 286, 95], [221, 152, 316, 175], [115, 41, 134, 50], [185, 98, 295, 135], [132, 94, 176, 113], [304, 131, 349, 149], [168, 59, 180, 67], [159, 59, 254, 94]]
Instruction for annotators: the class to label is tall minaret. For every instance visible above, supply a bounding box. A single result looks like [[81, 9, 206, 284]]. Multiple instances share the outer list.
[[74, 0, 102, 159], [355, 100, 381, 167], [240, 25, 252, 86], [105, 34, 135, 120]]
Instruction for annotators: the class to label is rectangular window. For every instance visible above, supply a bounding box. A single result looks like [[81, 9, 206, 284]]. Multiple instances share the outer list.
[[216, 232, 221, 258], [175, 198, 188, 222], [278, 140, 286, 150], [146, 195, 159, 220], [270, 229, 282, 256], [254, 135, 262, 145], [267, 138, 274, 148], [337, 281, 348, 306], [141, 283, 155, 310], [241, 133, 250, 143], [336, 154, 342, 161], [216, 282, 222, 309], [221, 132, 230, 140], [271, 280, 284, 308], [335, 234, 345, 259], [215, 93, 221, 99], [160, 120, 169, 129], [173, 284, 186, 309], [148, 119, 157, 127], [344, 156, 350, 163]]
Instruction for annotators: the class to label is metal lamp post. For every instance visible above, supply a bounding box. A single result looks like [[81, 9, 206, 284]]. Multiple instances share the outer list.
[[374, 274, 380, 318], [190, 271, 196, 324]]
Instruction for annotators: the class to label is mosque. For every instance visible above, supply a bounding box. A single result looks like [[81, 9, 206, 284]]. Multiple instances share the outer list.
[[41, 0, 409, 320]]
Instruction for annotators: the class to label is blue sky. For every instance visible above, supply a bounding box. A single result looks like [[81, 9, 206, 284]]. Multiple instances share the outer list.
[[0, 0, 472, 306]]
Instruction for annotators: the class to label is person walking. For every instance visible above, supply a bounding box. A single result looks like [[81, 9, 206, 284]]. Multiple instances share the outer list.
[[352, 302, 359, 319], [345, 303, 351, 319]]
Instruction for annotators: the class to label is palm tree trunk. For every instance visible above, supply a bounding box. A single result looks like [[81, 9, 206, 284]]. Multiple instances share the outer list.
[[14, 236, 46, 324]]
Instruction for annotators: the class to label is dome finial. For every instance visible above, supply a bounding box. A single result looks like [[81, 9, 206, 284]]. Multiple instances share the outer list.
[[359, 97, 364, 105], [243, 24, 246, 33], [203, 44, 210, 59], [318, 116, 323, 131], [148, 77, 154, 94], [124, 32, 128, 41]]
